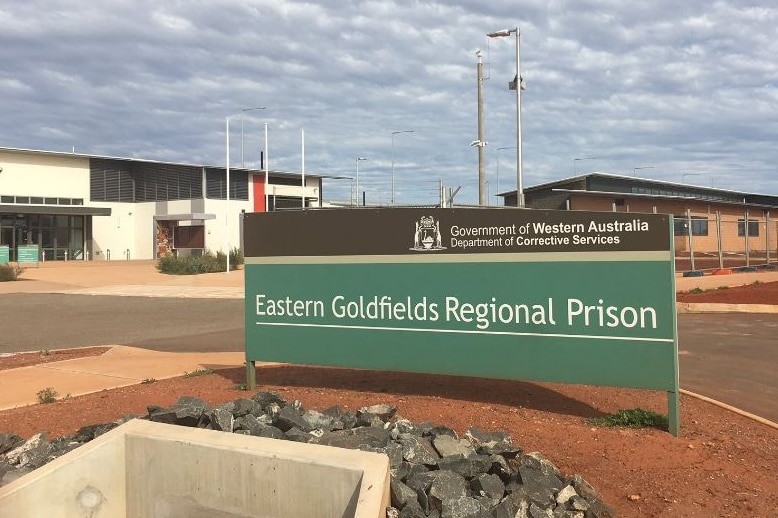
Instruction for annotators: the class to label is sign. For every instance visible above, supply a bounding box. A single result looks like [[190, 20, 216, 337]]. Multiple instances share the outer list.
[[243, 208, 680, 435], [0, 246, 8, 264], [17, 245, 40, 265]]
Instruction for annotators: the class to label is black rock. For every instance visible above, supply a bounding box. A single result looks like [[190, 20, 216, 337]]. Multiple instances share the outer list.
[[233, 414, 262, 434], [398, 500, 427, 518], [302, 409, 337, 431], [147, 406, 179, 424], [208, 408, 234, 432], [252, 390, 288, 411], [471, 473, 506, 501], [250, 424, 285, 440], [521, 452, 563, 479], [465, 427, 521, 456], [440, 495, 486, 518], [428, 470, 468, 511], [357, 403, 397, 422], [399, 435, 440, 466], [519, 465, 564, 493], [391, 478, 420, 510], [528, 502, 554, 518], [284, 427, 313, 443], [0, 433, 23, 455], [230, 398, 258, 417], [73, 423, 118, 443], [321, 405, 357, 429], [274, 404, 311, 432], [437, 454, 492, 479], [425, 425, 458, 440], [433, 435, 476, 458]]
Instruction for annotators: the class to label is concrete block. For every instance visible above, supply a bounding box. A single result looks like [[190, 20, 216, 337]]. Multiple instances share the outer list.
[[0, 419, 390, 517]]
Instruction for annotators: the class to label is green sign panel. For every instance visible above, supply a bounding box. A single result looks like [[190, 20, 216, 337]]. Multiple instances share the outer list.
[[17, 245, 40, 265], [0, 246, 8, 264], [243, 208, 680, 434]]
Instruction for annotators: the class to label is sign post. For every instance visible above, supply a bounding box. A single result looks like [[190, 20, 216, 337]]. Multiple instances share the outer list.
[[243, 208, 680, 435]]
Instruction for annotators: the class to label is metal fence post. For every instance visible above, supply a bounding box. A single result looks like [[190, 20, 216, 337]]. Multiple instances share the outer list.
[[767, 211, 772, 265], [716, 211, 723, 270], [686, 209, 695, 271], [744, 208, 750, 267]]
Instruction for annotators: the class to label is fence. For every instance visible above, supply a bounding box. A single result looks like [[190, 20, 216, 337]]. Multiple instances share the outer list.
[[674, 210, 777, 272]]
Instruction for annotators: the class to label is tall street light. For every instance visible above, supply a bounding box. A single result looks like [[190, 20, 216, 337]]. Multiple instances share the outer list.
[[225, 107, 265, 274], [391, 130, 414, 206], [487, 27, 524, 208], [356, 157, 367, 207], [573, 157, 599, 174], [633, 166, 655, 177], [239, 107, 266, 168]]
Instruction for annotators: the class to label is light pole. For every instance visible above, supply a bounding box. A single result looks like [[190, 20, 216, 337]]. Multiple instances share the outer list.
[[264, 122, 269, 212], [225, 107, 265, 274], [391, 130, 413, 205], [487, 27, 524, 208], [633, 166, 655, 177], [573, 157, 599, 174], [239, 107, 266, 168], [496, 146, 516, 200], [356, 157, 367, 207]]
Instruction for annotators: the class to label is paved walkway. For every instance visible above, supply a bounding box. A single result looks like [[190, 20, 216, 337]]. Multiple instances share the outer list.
[[0, 346, 244, 411], [1, 260, 776, 412]]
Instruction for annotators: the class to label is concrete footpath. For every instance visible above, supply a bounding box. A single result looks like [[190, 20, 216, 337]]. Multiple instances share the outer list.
[[1, 260, 777, 412]]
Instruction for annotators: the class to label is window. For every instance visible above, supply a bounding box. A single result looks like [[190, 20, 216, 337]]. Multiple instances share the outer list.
[[673, 216, 708, 236], [738, 219, 759, 237]]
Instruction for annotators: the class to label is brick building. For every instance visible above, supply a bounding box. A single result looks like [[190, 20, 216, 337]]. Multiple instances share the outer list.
[[499, 173, 778, 270]]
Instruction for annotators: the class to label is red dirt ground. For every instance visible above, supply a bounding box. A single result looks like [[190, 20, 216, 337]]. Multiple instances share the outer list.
[[676, 279, 778, 304]]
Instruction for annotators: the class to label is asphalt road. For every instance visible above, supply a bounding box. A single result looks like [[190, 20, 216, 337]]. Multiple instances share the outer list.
[[1, 294, 776, 423]]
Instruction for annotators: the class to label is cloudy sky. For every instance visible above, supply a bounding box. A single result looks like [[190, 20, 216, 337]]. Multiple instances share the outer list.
[[2, 1, 777, 205]]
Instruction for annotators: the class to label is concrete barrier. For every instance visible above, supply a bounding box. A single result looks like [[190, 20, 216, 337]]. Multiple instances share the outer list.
[[0, 419, 391, 518]]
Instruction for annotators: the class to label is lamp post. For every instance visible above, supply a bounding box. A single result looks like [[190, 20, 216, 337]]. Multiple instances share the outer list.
[[356, 157, 367, 206], [225, 107, 265, 274], [633, 166, 655, 177], [573, 157, 599, 174], [487, 27, 524, 208], [264, 122, 270, 212], [239, 107, 266, 168], [391, 130, 414, 206]]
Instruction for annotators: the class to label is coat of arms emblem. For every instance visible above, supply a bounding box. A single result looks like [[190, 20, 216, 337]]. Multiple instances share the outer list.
[[411, 215, 445, 251]]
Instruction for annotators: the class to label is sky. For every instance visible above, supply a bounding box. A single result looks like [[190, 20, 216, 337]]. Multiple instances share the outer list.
[[2, 0, 777, 206]]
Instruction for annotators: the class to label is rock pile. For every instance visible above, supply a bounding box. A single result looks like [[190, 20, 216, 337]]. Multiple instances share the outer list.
[[0, 392, 614, 518]]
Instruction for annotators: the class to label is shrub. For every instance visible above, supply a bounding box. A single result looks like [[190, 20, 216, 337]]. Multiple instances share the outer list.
[[183, 368, 215, 378], [156, 250, 227, 275], [229, 247, 244, 267], [588, 408, 669, 430], [37, 387, 59, 404], [0, 264, 24, 282]]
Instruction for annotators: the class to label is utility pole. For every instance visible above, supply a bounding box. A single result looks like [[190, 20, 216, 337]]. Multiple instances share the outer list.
[[477, 50, 486, 206]]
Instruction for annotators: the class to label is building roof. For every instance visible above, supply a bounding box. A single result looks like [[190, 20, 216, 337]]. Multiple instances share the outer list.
[[498, 172, 778, 208], [0, 146, 321, 179]]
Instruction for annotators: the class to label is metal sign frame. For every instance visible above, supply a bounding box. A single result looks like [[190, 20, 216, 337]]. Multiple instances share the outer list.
[[243, 208, 680, 435]]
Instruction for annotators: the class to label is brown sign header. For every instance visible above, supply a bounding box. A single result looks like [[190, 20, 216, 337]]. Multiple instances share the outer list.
[[243, 208, 671, 258]]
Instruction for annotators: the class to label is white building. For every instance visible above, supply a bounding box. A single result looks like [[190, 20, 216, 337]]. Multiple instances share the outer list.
[[0, 147, 322, 262]]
